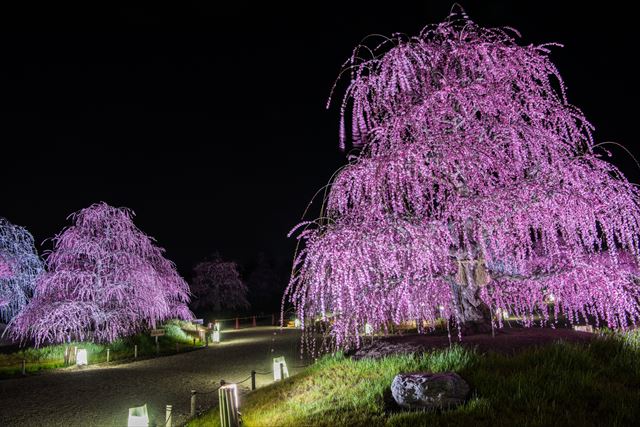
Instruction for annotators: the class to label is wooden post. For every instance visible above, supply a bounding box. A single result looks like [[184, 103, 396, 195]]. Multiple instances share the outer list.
[[235, 318, 239, 329], [134, 344, 138, 359], [106, 348, 110, 363], [190, 390, 197, 417], [252, 316, 256, 327], [279, 362, 284, 382], [21, 359, 26, 376], [156, 336, 160, 355], [251, 369, 256, 390], [165, 404, 172, 427], [193, 337, 196, 347], [205, 333, 209, 347], [73, 346, 78, 364]]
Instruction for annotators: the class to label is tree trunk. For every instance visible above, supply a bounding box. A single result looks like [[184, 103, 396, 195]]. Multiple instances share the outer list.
[[450, 258, 492, 335]]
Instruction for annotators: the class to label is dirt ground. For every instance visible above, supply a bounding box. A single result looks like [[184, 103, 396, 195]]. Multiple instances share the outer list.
[[380, 326, 596, 353], [0, 326, 304, 427]]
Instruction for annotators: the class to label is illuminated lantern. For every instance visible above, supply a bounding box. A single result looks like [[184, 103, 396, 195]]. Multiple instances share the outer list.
[[76, 349, 88, 366], [273, 356, 289, 381], [127, 404, 149, 427], [364, 323, 373, 335], [495, 309, 509, 320], [545, 293, 556, 305], [218, 383, 239, 427], [293, 318, 301, 328], [211, 322, 221, 343]]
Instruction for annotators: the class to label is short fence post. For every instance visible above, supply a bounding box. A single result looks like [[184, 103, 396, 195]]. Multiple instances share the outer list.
[[156, 336, 160, 355], [190, 390, 197, 417], [205, 334, 209, 347], [106, 348, 110, 363], [73, 346, 78, 364], [64, 346, 68, 365], [280, 363, 284, 382], [235, 318, 239, 329], [21, 359, 26, 376], [134, 344, 138, 359], [193, 338, 196, 347], [252, 316, 256, 327], [165, 404, 172, 427], [251, 369, 256, 390]]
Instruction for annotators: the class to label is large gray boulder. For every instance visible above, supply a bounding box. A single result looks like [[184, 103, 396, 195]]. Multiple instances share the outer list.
[[391, 372, 469, 410]]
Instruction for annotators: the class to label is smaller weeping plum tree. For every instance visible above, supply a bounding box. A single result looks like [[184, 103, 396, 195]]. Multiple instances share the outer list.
[[191, 254, 249, 313], [8, 203, 192, 346], [0, 218, 44, 322]]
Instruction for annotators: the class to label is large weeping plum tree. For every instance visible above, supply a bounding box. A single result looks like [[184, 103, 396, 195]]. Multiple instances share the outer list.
[[8, 203, 192, 346], [191, 254, 249, 313], [0, 218, 44, 322], [285, 10, 640, 351]]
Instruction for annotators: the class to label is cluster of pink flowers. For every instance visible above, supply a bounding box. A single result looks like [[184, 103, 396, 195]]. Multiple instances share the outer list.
[[8, 203, 192, 346], [286, 11, 640, 350]]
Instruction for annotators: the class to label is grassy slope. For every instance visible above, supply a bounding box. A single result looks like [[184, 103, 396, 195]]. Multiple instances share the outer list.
[[0, 320, 201, 377], [190, 332, 640, 427]]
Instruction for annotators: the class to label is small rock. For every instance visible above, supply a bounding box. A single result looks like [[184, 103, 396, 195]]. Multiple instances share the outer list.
[[391, 372, 469, 410]]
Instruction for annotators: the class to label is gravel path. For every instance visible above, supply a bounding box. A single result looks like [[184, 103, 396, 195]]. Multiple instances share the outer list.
[[0, 327, 304, 426]]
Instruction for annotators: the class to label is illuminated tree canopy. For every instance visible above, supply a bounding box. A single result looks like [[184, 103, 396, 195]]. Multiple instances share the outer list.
[[191, 253, 249, 313], [0, 218, 44, 322], [8, 203, 192, 346], [285, 10, 640, 350]]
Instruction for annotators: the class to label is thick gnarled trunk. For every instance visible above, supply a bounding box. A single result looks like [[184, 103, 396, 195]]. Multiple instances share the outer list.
[[450, 258, 492, 334]]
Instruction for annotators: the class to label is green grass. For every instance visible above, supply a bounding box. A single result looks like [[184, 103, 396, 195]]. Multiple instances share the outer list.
[[189, 331, 640, 427], [0, 319, 203, 377]]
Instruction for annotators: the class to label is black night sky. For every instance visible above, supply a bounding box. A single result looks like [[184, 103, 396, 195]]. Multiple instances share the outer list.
[[1, 1, 637, 280]]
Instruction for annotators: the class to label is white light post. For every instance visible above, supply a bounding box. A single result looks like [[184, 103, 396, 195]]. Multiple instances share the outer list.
[[364, 323, 373, 335], [219, 383, 239, 427], [273, 356, 289, 381], [212, 322, 221, 343], [76, 349, 88, 366]]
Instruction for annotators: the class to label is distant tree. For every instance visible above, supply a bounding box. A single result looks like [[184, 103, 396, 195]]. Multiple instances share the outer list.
[[191, 253, 249, 313], [247, 252, 281, 312], [0, 218, 44, 322], [8, 203, 192, 346]]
